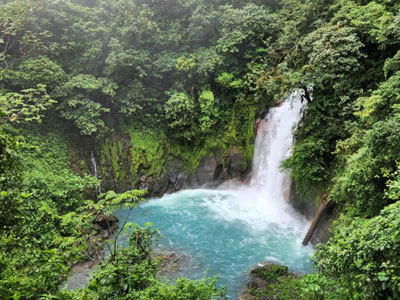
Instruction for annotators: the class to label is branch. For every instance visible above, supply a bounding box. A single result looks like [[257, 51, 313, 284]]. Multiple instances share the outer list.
[[111, 206, 133, 261]]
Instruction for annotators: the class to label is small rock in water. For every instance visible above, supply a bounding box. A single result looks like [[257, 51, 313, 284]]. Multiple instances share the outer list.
[[240, 263, 295, 300], [151, 249, 197, 281], [250, 263, 288, 281]]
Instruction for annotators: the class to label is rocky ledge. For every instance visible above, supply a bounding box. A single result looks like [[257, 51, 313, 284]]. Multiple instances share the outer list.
[[61, 214, 119, 291], [240, 263, 302, 300], [151, 249, 199, 281]]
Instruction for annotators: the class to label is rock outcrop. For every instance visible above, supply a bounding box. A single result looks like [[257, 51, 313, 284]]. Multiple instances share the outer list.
[[139, 150, 248, 197], [240, 263, 301, 300]]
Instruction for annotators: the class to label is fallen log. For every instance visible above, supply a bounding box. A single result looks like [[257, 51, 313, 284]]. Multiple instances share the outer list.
[[302, 200, 334, 246]]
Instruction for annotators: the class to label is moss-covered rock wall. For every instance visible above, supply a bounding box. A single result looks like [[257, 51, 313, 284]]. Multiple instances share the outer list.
[[75, 104, 258, 197]]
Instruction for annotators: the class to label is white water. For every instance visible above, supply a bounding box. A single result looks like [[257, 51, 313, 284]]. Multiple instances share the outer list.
[[113, 93, 312, 298], [90, 151, 101, 195], [210, 93, 308, 230]]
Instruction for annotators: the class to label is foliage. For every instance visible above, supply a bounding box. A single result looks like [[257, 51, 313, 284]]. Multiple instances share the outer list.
[[0, 0, 280, 140], [262, 275, 304, 300], [0, 0, 54, 78], [216, 72, 244, 89], [281, 137, 327, 193], [0, 84, 56, 123], [329, 72, 400, 216], [0, 129, 95, 299], [198, 89, 219, 133], [1, 0, 400, 298], [81, 223, 159, 299], [7, 55, 66, 90], [164, 92, 197, 140], [56, 223, 226, 300], [310, 201, 400, 299], [54, 74, 115, 135], [299, 23, 365, 94], [83, 189, 146, 260], [216, 3, 278, 54], [0, 129, 22, 191]]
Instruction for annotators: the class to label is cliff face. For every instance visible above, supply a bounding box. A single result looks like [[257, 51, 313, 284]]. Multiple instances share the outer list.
[[71, 104, 257, 198], [72, 109, 333, 245], [73, 127, 253, 198]]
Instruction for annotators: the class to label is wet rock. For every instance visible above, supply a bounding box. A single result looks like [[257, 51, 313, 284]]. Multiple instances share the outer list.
[[289, 181, 336, 244], [155, 251, 180, 271], [246, 280, 259, 290], [61, 261, 98, 291], [196, 157, 217, 185], [240, 263, 296, 300], [288, 181, 318, 220], [310, 205, 336, 245], [228, 152, 246, 178], [250, 264, 288, 281], [151, 249, 197, 281], [151, 173, 170, 197], [92, 224, 102, 231], [173, 171, 189, 191], [259, 110, 268, 120], [61, 214, 120, 292], [165, 160, 183, 184], [213, 163, 224, 181], [139, 174, 150, 190]]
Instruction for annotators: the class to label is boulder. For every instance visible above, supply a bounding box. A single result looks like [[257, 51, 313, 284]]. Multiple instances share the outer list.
[[240, 263, 296, 300], [173, 171, 189, 191], [250, 264, 288, 281], [151, 249, 196, 280]]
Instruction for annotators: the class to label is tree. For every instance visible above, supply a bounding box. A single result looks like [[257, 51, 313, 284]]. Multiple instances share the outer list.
[[54, 74, 116, 135], [0, 1, 54, 79], [311, 201, 400, 299], [7, 55, 66, 90], [164, 92, 197, 141], [0, 84, 56, 123]]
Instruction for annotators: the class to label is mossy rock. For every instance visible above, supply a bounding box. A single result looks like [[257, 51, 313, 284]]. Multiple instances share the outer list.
[[250, 264, 288, 282]]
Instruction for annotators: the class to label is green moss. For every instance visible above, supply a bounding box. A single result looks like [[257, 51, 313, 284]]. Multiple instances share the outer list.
[[127, 128, 166, 178], [251, 264, 288, 282], [219, 102, 258, 170], [97, 102, 258, 190], [249, 264, 305, 300], [263, 274, 304, 300], [110, 141, 120, 178]]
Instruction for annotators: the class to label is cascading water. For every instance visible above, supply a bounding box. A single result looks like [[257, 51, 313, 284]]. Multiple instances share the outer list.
[[90, 151, 102, 196], [113, 93, 312, 299], [251, 92, 305, 189], [210, 92, 307, 229]]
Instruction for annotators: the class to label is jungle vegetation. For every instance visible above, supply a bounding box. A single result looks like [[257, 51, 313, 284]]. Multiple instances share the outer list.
[[1, 0, 400, 299]]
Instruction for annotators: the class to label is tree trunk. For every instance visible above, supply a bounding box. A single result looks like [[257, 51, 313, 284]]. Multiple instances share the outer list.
[[302, 200, 333, 246]]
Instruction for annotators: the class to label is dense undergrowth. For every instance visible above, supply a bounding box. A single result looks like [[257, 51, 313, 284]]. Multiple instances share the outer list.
[[1, 0, 400, 299]]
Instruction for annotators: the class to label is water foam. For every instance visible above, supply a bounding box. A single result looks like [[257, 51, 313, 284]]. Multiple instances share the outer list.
[[204, 94, 308, 232], [114, 93, 312, 299]]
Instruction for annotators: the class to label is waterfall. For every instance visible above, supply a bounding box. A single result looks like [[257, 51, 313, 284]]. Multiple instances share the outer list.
[[90, 151, 102, 196], [112, 93, 312, 299], [250, 92, 306, 200], [212, 92, 308, 229]]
